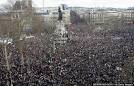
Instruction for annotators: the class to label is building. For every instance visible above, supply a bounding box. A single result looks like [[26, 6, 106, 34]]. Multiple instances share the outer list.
[[35, 4, 71, 27], [11, 0, 32, 18], [121, 10, 134, 24], [11, 0, 33, 34], [88, 9, 134, 24], [90, 10, 105, 24]]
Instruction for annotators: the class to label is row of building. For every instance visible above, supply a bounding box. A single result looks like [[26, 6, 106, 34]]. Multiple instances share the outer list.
[[1, 1, 134, 30], [35, 4, 71, 26], [35, 6, 134, 27], [80, 9, 134, 24]]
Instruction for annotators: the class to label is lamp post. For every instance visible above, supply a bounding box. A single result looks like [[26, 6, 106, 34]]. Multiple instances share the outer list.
[[43, 0, 45, 12]]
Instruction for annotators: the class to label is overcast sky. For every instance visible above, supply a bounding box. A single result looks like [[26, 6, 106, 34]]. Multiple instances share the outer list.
[[0, 0, 134, 8], [33, 0, 134, 8]]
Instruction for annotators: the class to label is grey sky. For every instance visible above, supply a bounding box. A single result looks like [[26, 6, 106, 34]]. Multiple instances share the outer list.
[[33, 0, 134, 8], [0, 0, 134, 8]]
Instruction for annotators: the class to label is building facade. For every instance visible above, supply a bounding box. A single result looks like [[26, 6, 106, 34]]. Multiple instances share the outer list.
[[11, 0, 33, 34], [36, 4, 71, 27]]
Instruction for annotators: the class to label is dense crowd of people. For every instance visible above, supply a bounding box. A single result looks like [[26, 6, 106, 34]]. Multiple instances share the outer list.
[[0, 24, 134, 86]]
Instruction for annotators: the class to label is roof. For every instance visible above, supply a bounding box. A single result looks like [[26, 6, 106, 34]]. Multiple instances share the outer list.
[[0, 12, 9, 16]]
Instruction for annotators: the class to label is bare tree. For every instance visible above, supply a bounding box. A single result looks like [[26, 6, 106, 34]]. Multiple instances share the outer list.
[[32, 13, 45, 35], [0, 0, 33, 85]]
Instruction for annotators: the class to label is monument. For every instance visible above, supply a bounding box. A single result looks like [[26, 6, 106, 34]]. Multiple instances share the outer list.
[[58, 7, 63, 21], [53, 7, 68, 53], [54, 7, 68, 44]]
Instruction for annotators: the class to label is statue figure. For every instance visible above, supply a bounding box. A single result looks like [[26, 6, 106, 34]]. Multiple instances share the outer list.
[[58, 7, 63, 21]]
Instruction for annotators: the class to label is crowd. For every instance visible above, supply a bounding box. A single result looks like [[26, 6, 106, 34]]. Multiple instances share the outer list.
[[0, 24, 134, 86]]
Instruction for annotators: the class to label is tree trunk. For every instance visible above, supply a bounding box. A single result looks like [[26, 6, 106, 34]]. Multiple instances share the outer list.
[[4, 45, 13, 86], [21, 50, 24, 65]]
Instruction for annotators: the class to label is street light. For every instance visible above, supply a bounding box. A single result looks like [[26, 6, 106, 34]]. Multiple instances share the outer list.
[[43, 0, 45, 12]]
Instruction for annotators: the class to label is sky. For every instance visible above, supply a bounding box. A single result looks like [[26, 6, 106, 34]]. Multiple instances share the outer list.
[[33, 0, 134, 8], [0, 0, 134, 8]]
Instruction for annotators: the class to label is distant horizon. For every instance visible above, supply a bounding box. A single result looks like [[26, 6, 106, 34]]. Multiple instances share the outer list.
[[0, 0, 134, 9], [33, 0, 134, 8], [33, 4, 134, 9], [34, 6, 134, 9]]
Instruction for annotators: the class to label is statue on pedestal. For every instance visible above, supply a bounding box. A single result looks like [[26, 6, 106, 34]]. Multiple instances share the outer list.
[[54, 7, 68, 44], [52, 6, 68, 53], [58, 7, 63, 21]]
